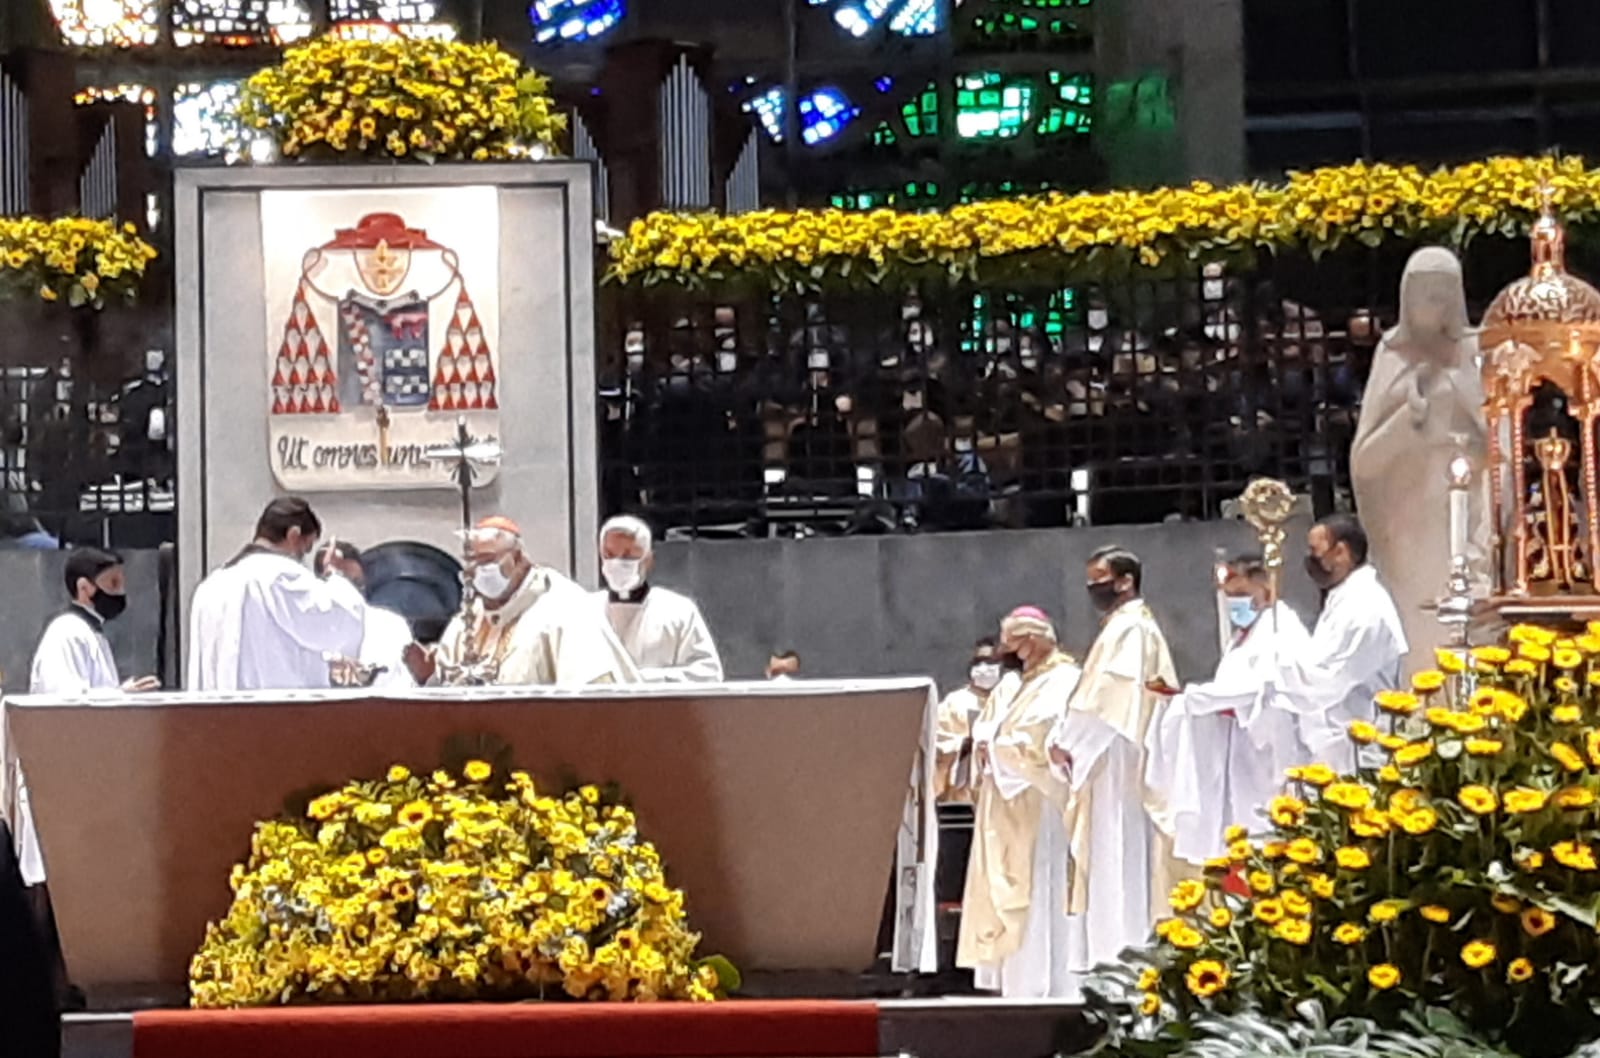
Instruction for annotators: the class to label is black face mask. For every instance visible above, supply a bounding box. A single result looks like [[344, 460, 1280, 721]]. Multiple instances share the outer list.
[[1087, 579, 1121, 613], [1304, 553, 1335, 589], [91, 590, 127, 622]]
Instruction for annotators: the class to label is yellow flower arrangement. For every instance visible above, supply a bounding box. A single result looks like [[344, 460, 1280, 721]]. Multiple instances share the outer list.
[[1170, 879, 1207, 912], [0, 216, 157, 307], [610, 155, 1600, 292], [1118, 622, 1600, 1056], [189, 761, 732, 1007], [1186, 960, 1230, 998], [234, 35, 565, 163]]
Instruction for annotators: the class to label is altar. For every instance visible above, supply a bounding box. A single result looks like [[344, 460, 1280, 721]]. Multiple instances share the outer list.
[[0, 679, 1017, 1058]]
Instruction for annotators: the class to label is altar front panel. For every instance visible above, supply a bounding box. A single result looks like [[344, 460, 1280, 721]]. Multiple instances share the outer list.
[[7, 680, 931, 994]]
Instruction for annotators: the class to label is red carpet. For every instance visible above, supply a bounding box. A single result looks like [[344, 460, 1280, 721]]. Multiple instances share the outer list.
[[132, 1000, 883, 1058]]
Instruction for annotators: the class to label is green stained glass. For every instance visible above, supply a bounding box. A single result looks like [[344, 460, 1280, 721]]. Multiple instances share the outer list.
[[1037, 71, 1092, 136], [900, 84, 939, 137], [955, 71, 1032, 138], [872, 121, 897, 146]]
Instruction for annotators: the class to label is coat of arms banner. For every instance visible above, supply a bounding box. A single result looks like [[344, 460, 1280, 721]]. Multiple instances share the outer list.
[[260, 186, 502, 492]]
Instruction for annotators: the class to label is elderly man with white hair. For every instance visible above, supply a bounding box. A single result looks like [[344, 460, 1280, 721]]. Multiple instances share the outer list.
[[404, 515, 639, 686], [594, 514, 723, 683]]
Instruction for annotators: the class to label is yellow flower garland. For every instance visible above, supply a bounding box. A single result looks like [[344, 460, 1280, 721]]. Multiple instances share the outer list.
[[235, 35, 566, 163], [609, 154, 1600, 290], [0, 216, 158, 307]]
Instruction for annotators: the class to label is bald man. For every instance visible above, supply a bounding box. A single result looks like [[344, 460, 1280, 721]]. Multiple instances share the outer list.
[[405, 516, 639, 687]]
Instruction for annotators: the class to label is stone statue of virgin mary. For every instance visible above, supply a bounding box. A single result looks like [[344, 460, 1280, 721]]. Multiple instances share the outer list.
[[1349, 246, 1490, 672]]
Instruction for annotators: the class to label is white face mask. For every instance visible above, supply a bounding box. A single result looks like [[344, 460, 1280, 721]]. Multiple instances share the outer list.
[[472, 562, 511, 600], [970, 662, 1002, 691], [603, 557, 645, 595], [1087, 308, 1109, 330]]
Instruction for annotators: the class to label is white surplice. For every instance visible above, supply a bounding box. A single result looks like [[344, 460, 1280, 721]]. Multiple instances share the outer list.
[[1272, 566, 1408, 773], [186, 550, 367, 691], [438, 567, 640, 687], [934, 684, 986, 800], [1144, 601, 1312, 863], [959, 656, 1082, 998], [362, 605, 417, 690], [15, 606, 127, 884], [596, 586, 724, 683], [1048, 599, 1177, 993], [29, 607, 121, 696]]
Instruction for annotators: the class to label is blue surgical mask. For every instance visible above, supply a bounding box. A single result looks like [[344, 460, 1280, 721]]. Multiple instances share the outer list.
[[1227, 596, 1260, 629]]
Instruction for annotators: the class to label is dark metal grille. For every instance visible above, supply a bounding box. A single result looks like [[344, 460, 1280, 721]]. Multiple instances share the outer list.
[[599, 241, 1531, 538]]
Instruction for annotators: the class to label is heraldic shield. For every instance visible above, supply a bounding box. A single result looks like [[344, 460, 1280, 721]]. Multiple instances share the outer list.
[[265, 208, 501, 491]]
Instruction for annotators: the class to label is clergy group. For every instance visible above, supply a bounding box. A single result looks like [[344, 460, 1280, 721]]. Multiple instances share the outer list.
[[935, 514, 1406, 1000]]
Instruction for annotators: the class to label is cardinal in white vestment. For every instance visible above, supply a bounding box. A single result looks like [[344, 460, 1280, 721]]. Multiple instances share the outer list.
[[406, 516, 639, 687], [1047, 545, 1178, 991], [1144, 552, 1311, 864], [1267, 515, 1407, 774], [592, 515, 723, 683], [186, 497, 367, 691], [933, 637, 1004, 803], [314, 542, 416, 689], [957, 607, 1081, 998]]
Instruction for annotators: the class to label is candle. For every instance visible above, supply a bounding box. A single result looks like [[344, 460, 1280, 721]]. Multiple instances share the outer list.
[[1448, 454, 1473, 563]]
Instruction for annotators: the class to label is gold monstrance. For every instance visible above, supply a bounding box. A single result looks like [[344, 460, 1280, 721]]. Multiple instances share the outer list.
[[1239, 477, 1295, 612], [1480, 185, 1600, 616]]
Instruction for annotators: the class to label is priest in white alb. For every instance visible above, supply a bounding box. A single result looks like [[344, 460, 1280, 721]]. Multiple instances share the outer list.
[[406, 516, 639, 686], [186, 497, 367, 691], [957, 606, 1081, 998], [933, 636, 1003, 802], [1144, 551, 1311, 863], [1047, 546, 1177, 990], [592, 514, 723, 682], [1267, 514, 1407, 773]]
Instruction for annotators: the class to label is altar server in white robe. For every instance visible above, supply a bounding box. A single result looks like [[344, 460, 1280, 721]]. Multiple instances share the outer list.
[[1144, 552, 1311, 864], [406, 516, 640, 687], [593, 515, 723, 683], [29, 548, 159, 697], [1267, 514, 1407, 773], [186, 497, 367, 691], [18, 549, 159, 887], [1047, 546, 1178, 990], [957, 607, 1081, 998], [314, 542, 416, 689]]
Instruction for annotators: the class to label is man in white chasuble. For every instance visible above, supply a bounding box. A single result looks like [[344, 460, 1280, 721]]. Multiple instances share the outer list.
[[1047, 545, 1179, 994], [405, 516, 639, 687], [956, 606, 1081, 998]]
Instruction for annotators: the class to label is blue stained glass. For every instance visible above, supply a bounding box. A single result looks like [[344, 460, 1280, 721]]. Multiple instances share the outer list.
[[809, 0, 953, 37], [742, 86, 860, 146], [529, 0, 625, 43]]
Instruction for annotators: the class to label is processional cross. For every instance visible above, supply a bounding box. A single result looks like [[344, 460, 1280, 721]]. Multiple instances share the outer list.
[[424, 417, 504, 686]]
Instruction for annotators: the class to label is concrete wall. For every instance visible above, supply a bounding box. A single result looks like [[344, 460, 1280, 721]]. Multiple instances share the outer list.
[[652, 518, 1324, 691], [0, 549, 163, 694], [0, 518, 1335, 698]]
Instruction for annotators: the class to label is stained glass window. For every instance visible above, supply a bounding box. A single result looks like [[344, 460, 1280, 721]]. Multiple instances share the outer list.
[[1036, 71, 1091, 136], [530, 0, 627, 44], [807, 0, 960, 37], [969, 0, 1093, 42], [49, 0, 159, 47], [172, 80, 244, 157], [74, 84, 159, 156], [173, 0, 312, 45], [743, 86, 860, 145], [330, 0, 458, 39], [955, 71, 1032, 138], [900, 83, 938, 137]]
